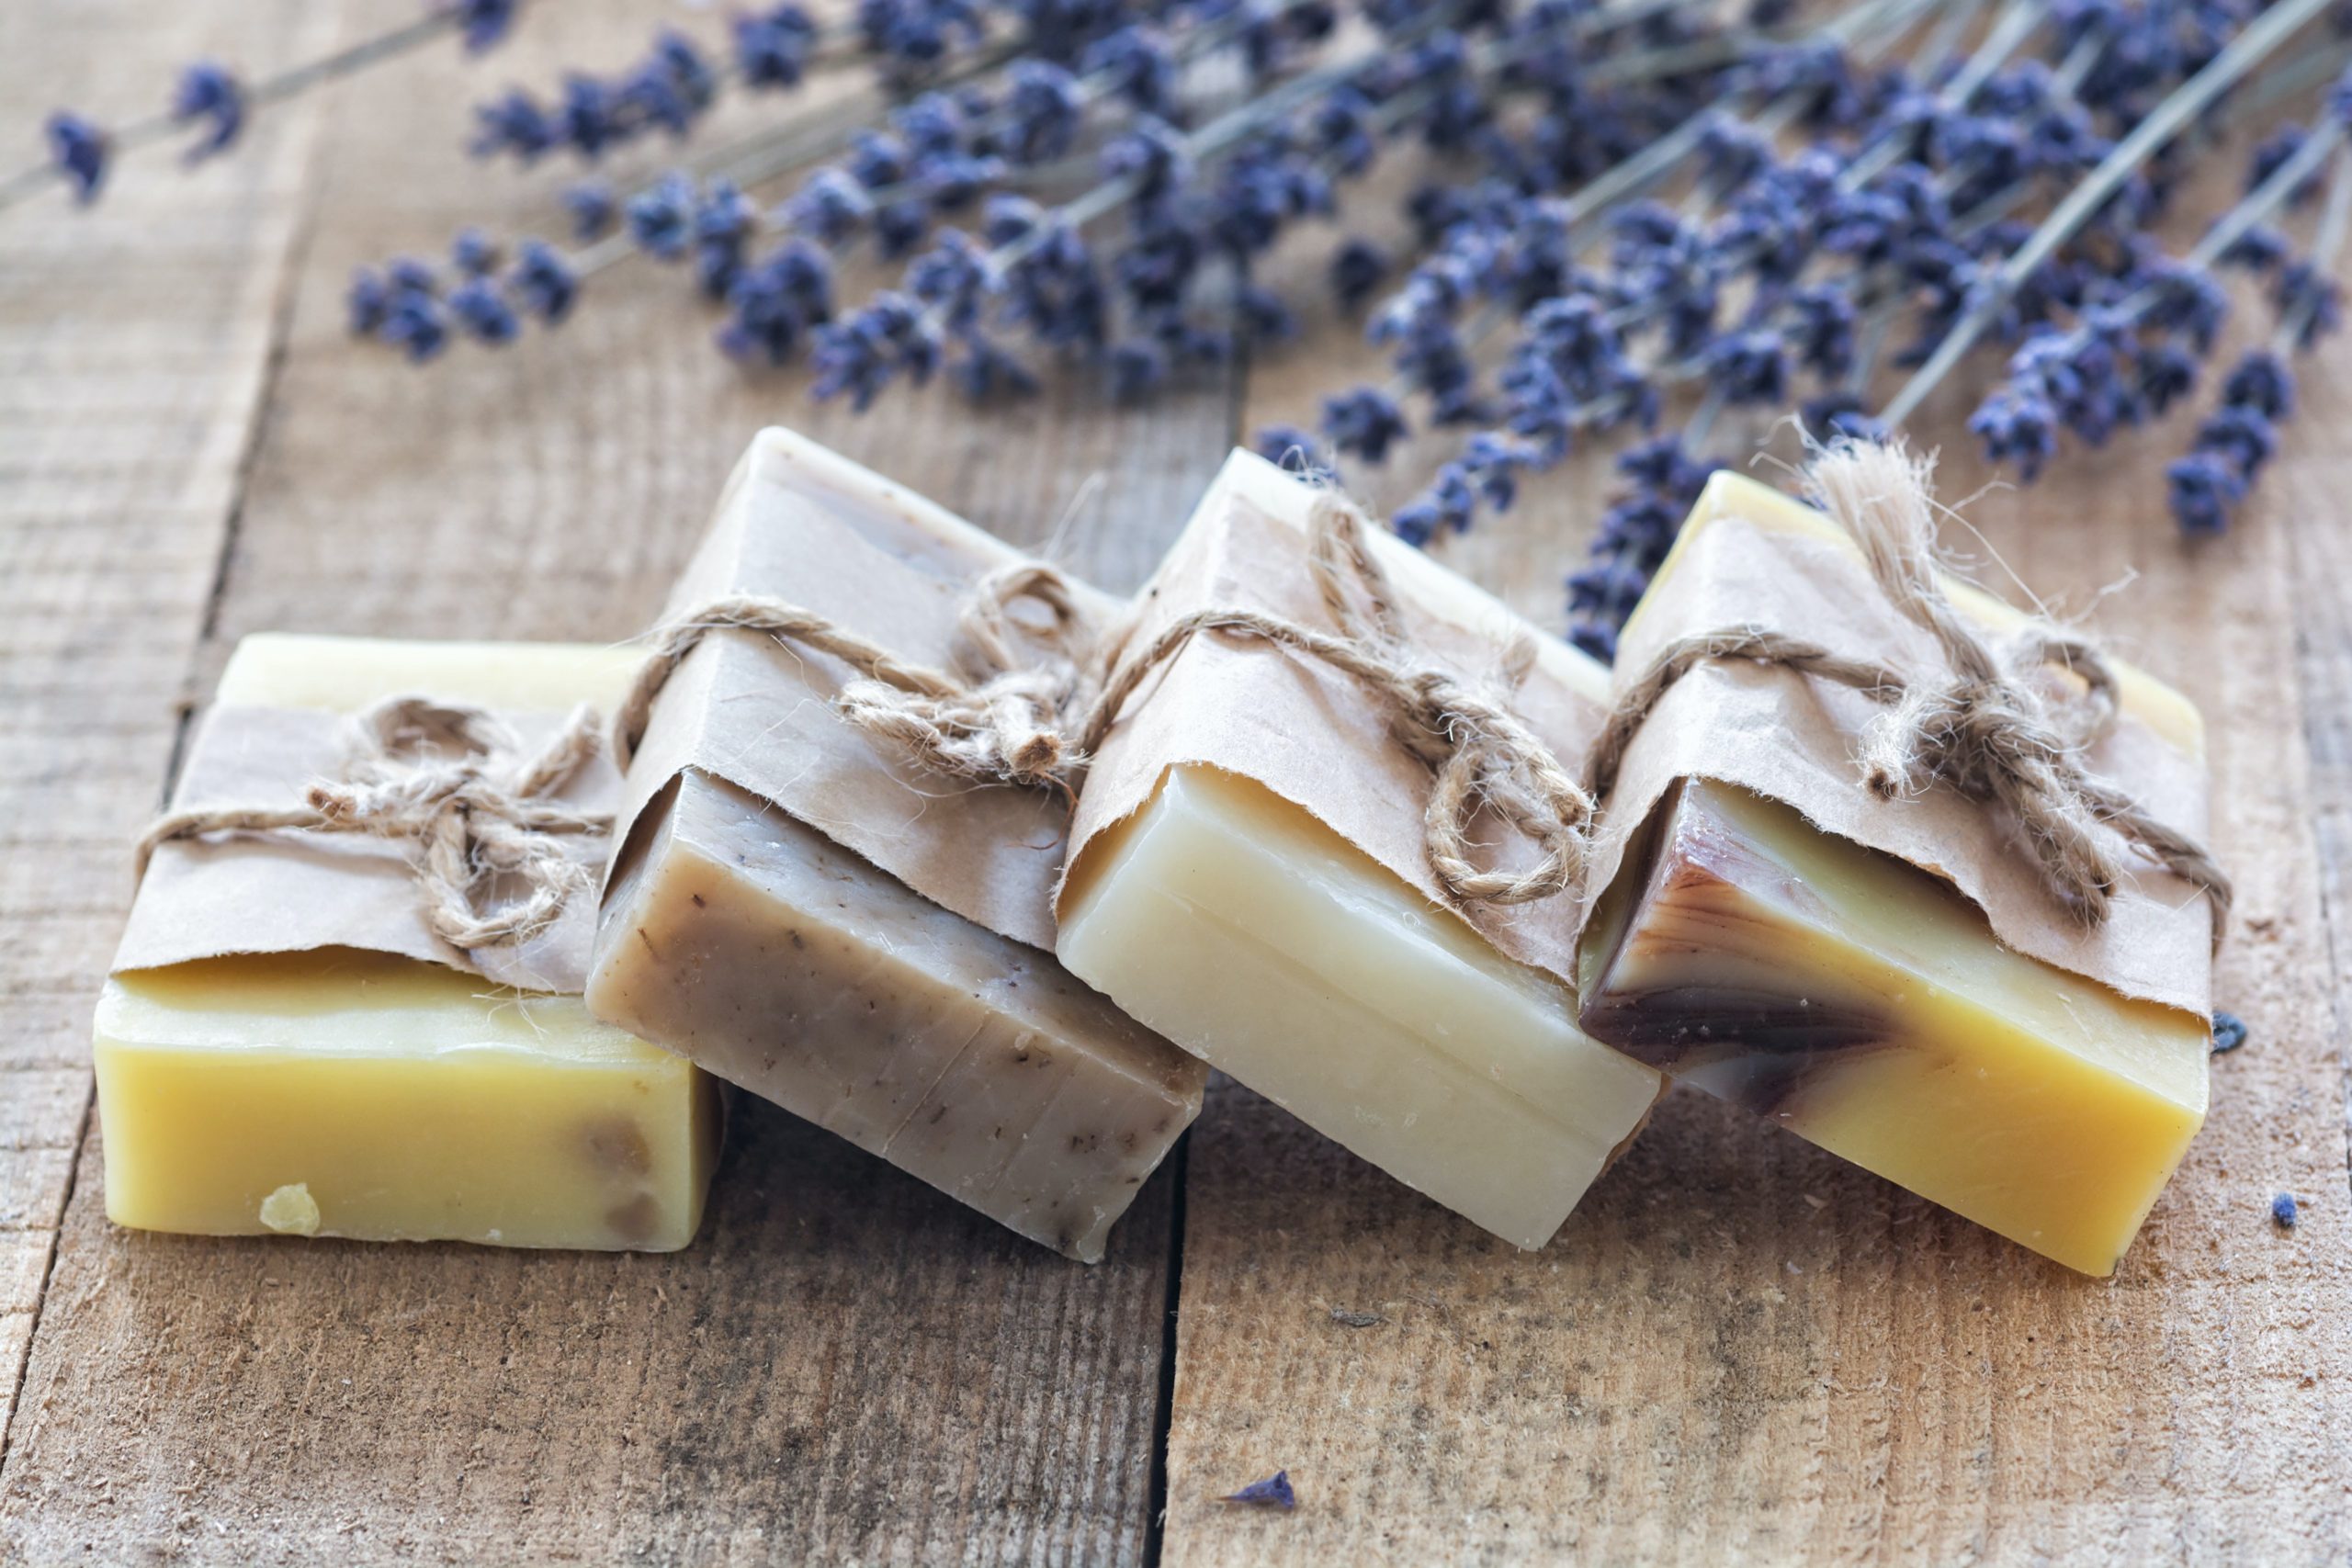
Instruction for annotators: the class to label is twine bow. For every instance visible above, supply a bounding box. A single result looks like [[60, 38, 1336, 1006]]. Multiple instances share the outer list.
[[136, 694, 611, 951], [1586, 441, 2233, 948], [617, 492, 1594, 909], [1077, 493, 1597, 907], [611, 560, 1101, 794]]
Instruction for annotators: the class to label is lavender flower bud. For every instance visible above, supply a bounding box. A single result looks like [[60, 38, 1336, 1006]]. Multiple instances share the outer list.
[[1320, 386, 1410, 462], [564, 181, 616, 242], [451, 227, 503, 276], [735, 5, 819, 89], [626, 173, 697, 260], [2222, 348, 2295, 418], [170, 62, 244, 162], [452, 0, 521, 54], [1252, 423, 1332, 477], [509, 240, 578, 322], [46, 111, 108, 203], [447, 276, 520, 344]]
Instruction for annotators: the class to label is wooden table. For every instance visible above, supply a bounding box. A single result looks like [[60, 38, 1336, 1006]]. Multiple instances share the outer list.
[[4, 2, 2347, 1562]]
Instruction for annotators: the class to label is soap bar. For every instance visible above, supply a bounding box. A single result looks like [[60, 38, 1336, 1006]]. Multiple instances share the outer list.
[[1576, 473, 2212, 1276], [591, 768, 1198, 1260], [589, 429, 1204, 1261], [95, 634, 722, 1250], [1057, 450, 1662, 1249]]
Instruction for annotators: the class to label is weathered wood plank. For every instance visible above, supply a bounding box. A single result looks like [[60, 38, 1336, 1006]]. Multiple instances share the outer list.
[[0, 0, 1235, 1559], [1152, 295, 2352, 1562], [0, 0, 337, 1467]]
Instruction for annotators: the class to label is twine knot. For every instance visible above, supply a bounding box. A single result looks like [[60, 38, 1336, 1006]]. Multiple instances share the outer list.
[[1080, 492, 1595, 907], [137, 694, 611, 951], [612, 561, 1102, 798], [1590, 441, 2232, 948]]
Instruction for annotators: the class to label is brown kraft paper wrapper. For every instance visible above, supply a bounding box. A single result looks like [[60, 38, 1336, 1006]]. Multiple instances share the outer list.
[[1586, 472, 2211, 1019], [113, 702, 616, 995], [1062, 448, 1612, 984], [609, 427, 1125, 947]]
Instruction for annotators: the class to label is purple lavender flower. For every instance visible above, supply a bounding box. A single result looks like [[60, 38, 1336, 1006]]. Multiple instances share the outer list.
[[1801, 392, 1887, 443], [1330, 238, 1390, 308], [2273, 261, 2344, 348], [447, 275, 520, 344], [451, 0, 521, 53], [564, 180, 616, 241], [858, 0, 985, 70], [693, 178, 761, 297], [2222, 348, 2295, 418], [1107, 337, 1166, 400], [509, 240, 578, 322], [1320, 386, 1410, 463], [906, 229, 990, 328], [1101, 118, 1192, 213], [451, 227, 503, 276], [379, 288, 450, 363], [1702, 328, 1789, 404], [1252, 423, 1332, 476], [1081, 27, 1176, 115], [470, 89, 558, 162], [171, 62, 244, 162], [999, 61, 1084, 163], [1220, 1472, 1296, 1511], [1968, 389, 2061, 481], [786, 168, 876, 245], [735, 5, 819, 89], [45, 111, 108, 202], [347, 266, 392, 335], [718, 239, 834, 365], [627, 173, 698, 260], [2165, 450, 2245, 536], [812, 290, 942, 407]]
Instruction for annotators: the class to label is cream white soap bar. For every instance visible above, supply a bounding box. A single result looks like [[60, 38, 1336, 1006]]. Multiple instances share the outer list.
[[1057, 452, 1663, 1248]]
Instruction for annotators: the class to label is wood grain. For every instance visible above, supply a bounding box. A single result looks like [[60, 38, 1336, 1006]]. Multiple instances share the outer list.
[[0, 2, 1236, 1561], [1154, 301, 2352, 1566], [4, 0, 2352, 1562], [0, 0, 337, 1465]]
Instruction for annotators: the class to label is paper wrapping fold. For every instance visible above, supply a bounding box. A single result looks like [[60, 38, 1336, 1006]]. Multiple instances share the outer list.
[[610, 427, 1122, 953], [1587, 473, 2213, 1018], [1062, 449, 1611, 985], [111, 703, 614, 996]]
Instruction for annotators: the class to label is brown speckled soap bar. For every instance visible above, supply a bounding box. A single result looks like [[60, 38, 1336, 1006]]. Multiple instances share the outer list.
[[592, 770, 1197, 1260], [587, 429, 1204, 1261]]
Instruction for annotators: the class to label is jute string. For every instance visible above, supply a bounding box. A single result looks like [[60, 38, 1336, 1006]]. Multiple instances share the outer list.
[[616, 493, 1595, 908], [1584, 441, 2233, 949], [1073, 493, 1594, 906], [135, 694, 611, 951], [609, 560, 1101, 794]]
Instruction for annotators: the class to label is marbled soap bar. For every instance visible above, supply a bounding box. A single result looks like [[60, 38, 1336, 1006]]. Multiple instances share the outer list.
[[592, 769, 1198, 1261], [587, 429, 1204, 1261], [1577, 475, 2212, 1276], [1057, 451, 1663, 1249], [95, 635, 722, 1251]]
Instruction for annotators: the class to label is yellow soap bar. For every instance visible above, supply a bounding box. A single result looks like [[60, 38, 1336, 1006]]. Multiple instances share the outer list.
[[1578, 475, 2210, 1276], [94, 635, 722, 1251]]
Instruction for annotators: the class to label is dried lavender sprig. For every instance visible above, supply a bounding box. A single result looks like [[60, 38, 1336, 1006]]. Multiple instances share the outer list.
[[786, 4, 1280, 255], [1967, 73, 2352, 480], [2168, 139, 2351, 533], [7, 1, 520, 210], [1337, 0, 1928, 517], [1879, 0, 2340, 428], [354, 0, 1272, 355]]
